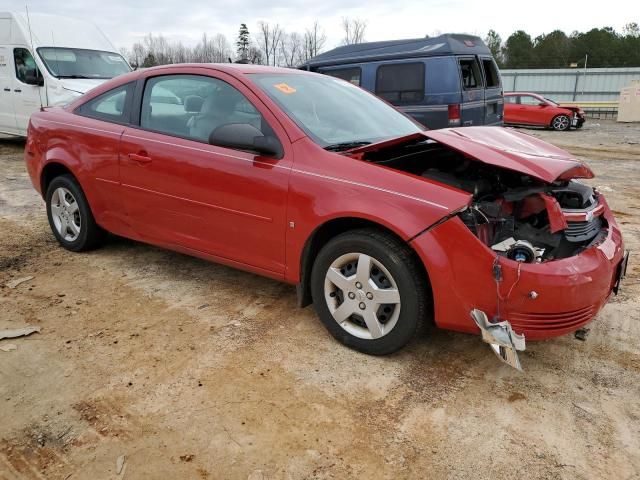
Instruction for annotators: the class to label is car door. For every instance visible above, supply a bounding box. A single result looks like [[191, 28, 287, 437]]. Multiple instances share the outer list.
[[518, 95, 547, 125], [457, 56, 485, 126], [72, 82, 136, 234], [119, 70, 292, 276], [0, 46, 18, 134], [503, 95, 518, 124], [10, 47, 45, 134], [479, 57, 503, 126]]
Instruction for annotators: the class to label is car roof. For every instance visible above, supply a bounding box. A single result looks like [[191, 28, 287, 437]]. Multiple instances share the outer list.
[[138, 63, 309, 76], [300, 34, 491, 68], [505, 92, 542, 96]]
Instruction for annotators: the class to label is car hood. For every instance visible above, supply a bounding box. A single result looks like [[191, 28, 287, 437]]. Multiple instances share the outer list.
[[423, 127, 593, 183], [58, 78, 106, 94], [559, 105, 584, 115]]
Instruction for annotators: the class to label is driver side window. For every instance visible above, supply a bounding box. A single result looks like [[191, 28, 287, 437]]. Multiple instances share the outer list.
[[520, 95, 541, 106], [13, 48, 41, 84], [140, 74, 265, 143]]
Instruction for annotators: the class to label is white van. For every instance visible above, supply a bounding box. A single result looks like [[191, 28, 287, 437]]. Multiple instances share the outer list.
[[0, 12, 131, 136]]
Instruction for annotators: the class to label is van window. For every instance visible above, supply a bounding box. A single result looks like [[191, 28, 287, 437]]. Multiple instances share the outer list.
[[324, 67, 361, 85], [425, 57, 460, 95], [14, 48, 40, 84], [459, 59, 482, 89], [482, 59, 500, 88], [375, 63, 425, 104], [76, 82, 134, 124]]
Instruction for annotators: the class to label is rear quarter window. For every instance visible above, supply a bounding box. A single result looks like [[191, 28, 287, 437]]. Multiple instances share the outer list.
[[375, 62, 425, 104], [75, 82, 134, 124]]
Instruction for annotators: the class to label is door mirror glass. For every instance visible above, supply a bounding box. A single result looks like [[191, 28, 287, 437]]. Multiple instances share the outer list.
[[24, 68, 44, 86], [538, 102, 547, 107], [209, 123, 283, 158]]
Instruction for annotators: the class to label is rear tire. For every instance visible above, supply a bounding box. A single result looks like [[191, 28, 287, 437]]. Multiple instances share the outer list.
[[45, 174, 105, 252], [551, 114, 571, 131], [310, 229, 430, 355]]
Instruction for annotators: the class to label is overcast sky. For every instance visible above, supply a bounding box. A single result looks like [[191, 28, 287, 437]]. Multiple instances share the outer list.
[[3, 0, 637, 51]]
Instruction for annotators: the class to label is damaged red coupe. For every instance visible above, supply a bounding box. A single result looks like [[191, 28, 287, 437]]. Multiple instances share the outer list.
[[24, 65, 628, 369]]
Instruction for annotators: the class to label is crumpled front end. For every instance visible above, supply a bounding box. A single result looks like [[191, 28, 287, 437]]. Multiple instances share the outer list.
[[410, 193, 626, 368]]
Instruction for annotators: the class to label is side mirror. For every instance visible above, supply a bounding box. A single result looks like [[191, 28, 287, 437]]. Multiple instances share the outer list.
[[24, 68, 44, 86], [538, 102, 547, 107], [209, 123, 283, 158]]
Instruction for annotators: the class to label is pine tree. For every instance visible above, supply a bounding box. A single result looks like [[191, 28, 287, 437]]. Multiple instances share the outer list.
[[236, 24, 250, 61]]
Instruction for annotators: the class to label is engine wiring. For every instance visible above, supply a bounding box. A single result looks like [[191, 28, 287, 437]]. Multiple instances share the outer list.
[[493, 255, 523, 321]]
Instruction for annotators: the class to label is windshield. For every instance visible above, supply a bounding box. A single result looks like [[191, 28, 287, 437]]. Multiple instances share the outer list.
[[251, 73, 423, 148], [37, 47, 131, 79]]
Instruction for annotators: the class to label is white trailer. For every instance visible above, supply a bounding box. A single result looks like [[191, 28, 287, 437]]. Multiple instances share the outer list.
[[0, 11, 131, 136]]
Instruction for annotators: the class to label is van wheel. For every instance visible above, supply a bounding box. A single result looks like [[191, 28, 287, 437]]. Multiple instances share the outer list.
[[310, 229, 429, 355], [551, 114, 571, 131], [45, 175, 105, 252]]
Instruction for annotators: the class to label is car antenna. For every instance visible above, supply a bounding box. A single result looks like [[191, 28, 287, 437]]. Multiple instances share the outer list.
[[25, 5, 44, 110]]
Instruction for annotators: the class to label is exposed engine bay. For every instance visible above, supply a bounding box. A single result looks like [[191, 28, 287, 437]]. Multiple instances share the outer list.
[[360, 138, 606, 263]]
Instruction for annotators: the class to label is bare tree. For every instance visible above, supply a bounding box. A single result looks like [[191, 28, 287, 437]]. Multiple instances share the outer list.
[[257, 21, 285, 66], [248, 46, 263, 64], [301, 21, 326, 63], [280, 32, 303, 67], [124, 32, 233, 67], [341, 17, 367, 45], [256, 22, 272, 65]]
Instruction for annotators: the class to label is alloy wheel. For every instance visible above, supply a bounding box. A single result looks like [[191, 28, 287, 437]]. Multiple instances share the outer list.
[[324, 252, 401, 340], [50, 187, 82, 242], [552, 115, 570, 130]]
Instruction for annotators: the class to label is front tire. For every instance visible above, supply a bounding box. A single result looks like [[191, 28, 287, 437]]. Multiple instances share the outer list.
[[45, 174, 105, 252], [551, 114, 571, 131], [310, 229, 430, 355]]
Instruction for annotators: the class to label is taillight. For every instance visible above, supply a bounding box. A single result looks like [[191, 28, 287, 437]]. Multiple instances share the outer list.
[[448, 104, 461, 126]]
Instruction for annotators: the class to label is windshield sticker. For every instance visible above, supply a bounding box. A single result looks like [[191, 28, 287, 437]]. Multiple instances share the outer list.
[[274, 83, 296, 94]]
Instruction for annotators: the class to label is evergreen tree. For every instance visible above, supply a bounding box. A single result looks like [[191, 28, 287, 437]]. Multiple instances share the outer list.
[[503, 30, 535, 68], [533, 30, 571, 68], [236, 24, 250, 61]]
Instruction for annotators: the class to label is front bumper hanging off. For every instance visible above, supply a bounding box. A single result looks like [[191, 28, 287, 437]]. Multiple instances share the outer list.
[[470, 309, 526, 371]]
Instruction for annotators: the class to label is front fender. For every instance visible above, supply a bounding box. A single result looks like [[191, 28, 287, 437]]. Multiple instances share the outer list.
[[283, 154, 470, 283]]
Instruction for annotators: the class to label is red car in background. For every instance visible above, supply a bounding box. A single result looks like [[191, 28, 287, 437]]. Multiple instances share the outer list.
[[24, 65, 626, 370], [504, 92, 586, 131]]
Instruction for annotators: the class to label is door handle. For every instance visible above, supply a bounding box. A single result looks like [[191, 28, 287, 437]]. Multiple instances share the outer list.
[[3, 88, 10, 92], [128, 153, 152, 164], [14, 89, 21, 93]]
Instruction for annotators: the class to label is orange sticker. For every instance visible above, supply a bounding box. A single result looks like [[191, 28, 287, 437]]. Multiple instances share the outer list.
[[274, 83, 296, 94]]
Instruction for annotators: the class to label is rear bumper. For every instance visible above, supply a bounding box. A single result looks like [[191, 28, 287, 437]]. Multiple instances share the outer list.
[[410, 196, 625, 340]]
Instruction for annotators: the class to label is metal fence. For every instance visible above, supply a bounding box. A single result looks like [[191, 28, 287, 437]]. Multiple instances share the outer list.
[[500, 67, 640, 119]]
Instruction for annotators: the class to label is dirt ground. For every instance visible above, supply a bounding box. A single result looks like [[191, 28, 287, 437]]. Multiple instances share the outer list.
[[0, 121, 639, 480]]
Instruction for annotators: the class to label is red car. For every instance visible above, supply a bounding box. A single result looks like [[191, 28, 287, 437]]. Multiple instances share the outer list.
[[504, 92, 586, 131], [24, 64, 627, 370]]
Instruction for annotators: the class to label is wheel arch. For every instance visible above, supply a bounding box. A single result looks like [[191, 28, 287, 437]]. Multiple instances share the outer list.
[[296, 216, 432, 308], [550, 112, 571, 129], [40, 161, 77, 196]]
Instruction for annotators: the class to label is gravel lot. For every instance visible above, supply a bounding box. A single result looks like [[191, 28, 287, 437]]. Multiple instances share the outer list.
[[0, 121, 639, 480]]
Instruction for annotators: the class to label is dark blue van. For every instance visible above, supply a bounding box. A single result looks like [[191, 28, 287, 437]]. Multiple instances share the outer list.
[[301, 34, 503, 129]]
